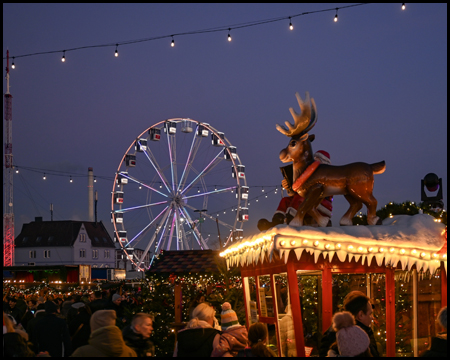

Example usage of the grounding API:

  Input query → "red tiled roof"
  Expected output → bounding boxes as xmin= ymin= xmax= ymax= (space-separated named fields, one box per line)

xmin=148 ymin=250 xmax=225 ymax=273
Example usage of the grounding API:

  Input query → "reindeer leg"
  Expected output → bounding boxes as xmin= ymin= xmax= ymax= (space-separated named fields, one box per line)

xmin=290 ymin=184 xmax=324 ymax=227
xmin=340 ymin=195 xmax=363 ymax=226
xmin=309 ymin=206 xmax=330 ymax=227
xmin=362 ymin=194 xmax=381 ymax=225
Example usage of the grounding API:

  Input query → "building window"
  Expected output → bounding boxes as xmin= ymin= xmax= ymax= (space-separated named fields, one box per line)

xmin=29 ymin=250 xmax=36 ymax=258
xmin=44 ymin=250 xmax=51 ymax=258
xmin=104 ymin=250 xmax=110 ymax=259
xmin=92 ymin=249 xmax=98 ymax=259
xmin=80 ymin=249 xmax=86 ymax=258
xmin=80 ymin=234 xmax=86 ymax=242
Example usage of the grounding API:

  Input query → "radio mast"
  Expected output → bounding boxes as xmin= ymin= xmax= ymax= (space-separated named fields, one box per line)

xmin=4 ymin=50 xmax=14 ymax=266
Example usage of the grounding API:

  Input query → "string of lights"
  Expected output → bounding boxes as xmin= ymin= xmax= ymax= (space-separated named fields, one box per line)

xmin=4 ymin=3 xmax=408 ymax=66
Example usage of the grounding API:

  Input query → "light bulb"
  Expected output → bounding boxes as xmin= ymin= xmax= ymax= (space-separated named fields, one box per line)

xmin=11 ymin=58 xmax=15 ymax=69
xmin=171 ymin=37 xmax=175 ymax=47
xmin=62 ymin=51 xmax=66 ymax=62
xmin=70 ymin=177 xmax=73 ymax=183
xmin=289 ymin=17 xmax=293 ymax=30
xmin=334 ymin=9 xmax=338 ymax=22
xmin=43 ymin=174 xmax=46 ymax=180
xmin=402 ymin=3 xmax=406 ymax=10
xmin=228 ymin=29 xmax=232 ymax=42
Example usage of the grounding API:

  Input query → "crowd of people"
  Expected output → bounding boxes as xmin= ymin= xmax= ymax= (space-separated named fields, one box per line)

xmin=3 ymin=287 xmax=447 ymax=357
xmin=3 ymin=288 xmax=154 ymax=357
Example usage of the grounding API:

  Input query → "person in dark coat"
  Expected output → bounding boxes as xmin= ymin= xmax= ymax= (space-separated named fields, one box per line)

xmin=31 ymin=300 xmax=72 ymax=357
xmin=420 ymin=306 xmax=447 ymax=357
xmin=20 ymin=299 xmax=37 ymax=330
xmin=68 ymin=302 xmax=92 ymax=353
xmin=26 ymin=303 xmax=46 ymax=337
xmin=88 ymin=291 xmax=107 ymax=314
xmin=5 ymin=297 xmax=24 ymax=325
xmin=122 ymin=313 xmax=156 ymax=357
xmin=174 ymin=302 xmax=221 ymax=357
xmin=319 ymin=291 xmax=380 ymax=357
xmin=106 ymin=293 xmax=127 ymax=327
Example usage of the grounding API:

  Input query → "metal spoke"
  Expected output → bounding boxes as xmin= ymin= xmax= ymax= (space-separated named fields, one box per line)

xmin=177 ymin=124 xmax=199 ymax=192
xmin=142 ymin=144 xmax=172 ymax=194
xmin=166 ymin=125 xmax=176 ymax=193
xmin=181 ymin=150 xmax=223 ymax=195
xmin=184 ymin=203 xmax=234 ymax=229
xmin=179 ymin=206 xmax=208 ymax=249
xmin=127 ymin=206 xmax=169 ymax=246
xmin=119 ymin=173 xmax=168 ymax=197
xmin=149 ymin=207 xmax=173 ymax=266
xmin=116 ymin=200 xmax=170 ymax=213
xmin=166 ymin=211 xmax=177 ymax=250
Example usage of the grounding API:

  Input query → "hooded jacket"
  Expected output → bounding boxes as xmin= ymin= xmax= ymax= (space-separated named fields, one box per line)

xmin=175 ymin=320 xmax=221 ymax=357
xmin=122 ymin=324 xmax=156 ymax=357
xmin=70 ymin=325 xmax=136 ymax=357
xmin=211 ymin=325 xmax=248 ymax=357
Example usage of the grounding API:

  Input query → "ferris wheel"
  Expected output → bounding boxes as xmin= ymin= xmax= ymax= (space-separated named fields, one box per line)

xmin=111 ymin=118 xmax=249 ymax=271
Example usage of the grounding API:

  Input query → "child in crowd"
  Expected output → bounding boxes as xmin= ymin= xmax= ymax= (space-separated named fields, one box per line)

xmin=212 ymin=302 xmax=248 ymax=357
xmin=236 ymin=322 xmax=277 ymax=357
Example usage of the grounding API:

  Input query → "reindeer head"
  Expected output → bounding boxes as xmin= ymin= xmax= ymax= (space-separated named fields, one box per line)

xmin=278 ymin=92 xmax=318 ymax=165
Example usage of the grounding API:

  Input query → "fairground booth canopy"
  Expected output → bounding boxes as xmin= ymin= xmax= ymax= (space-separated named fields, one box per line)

xmin=220 ymin=214 xmax=447 ymax=357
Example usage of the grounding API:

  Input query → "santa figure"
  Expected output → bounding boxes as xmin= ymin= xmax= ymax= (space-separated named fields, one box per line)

xmin=257 ymin=150 xmax=333 ymax=231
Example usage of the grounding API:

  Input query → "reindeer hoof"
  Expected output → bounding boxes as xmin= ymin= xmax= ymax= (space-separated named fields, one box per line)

xmin=339 ymin=218 xmax=353 ymax=226
xmin=368 ymin=216 xmax=383 ymax=226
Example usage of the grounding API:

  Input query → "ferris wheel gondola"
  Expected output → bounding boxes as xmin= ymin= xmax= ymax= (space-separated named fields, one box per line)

xmin=111 ymin=118 xmax=248 ymax=271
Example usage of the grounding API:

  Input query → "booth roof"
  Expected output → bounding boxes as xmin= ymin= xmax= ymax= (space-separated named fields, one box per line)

xmin=148 ymin=250 xmax=225 ymax=273
xmin=221 ymin=214 xmax=447 ymax=274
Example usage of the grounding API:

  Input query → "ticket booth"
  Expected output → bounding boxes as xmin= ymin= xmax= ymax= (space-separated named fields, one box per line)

xmin=220 ymin=214 xmax=447 ymax=357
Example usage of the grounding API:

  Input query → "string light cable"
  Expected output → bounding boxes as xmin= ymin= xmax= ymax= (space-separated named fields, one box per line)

xmin=4 ymin=4 xmax=371 ymax=62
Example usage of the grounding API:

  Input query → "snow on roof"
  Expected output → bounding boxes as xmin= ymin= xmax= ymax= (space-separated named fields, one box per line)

xmin=220 ymin=214 xmax=447 ymax=274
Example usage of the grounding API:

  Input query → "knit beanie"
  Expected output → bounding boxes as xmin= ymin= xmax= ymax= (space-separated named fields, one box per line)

xmin=112 ymin=293 xmax=122 ymax=302
xmin=332 ymin=311 xmax=370 ymax=357
xmin=90 ymin=310 xmax=117 ymax=331
xmin=314 ymin=150 xmax=331 ymax=165
xmin=221 ymin=302 xmax=239 ymax=330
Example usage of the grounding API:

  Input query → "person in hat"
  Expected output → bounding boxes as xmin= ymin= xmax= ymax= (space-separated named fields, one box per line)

xmin=68 ymin=302 xmax=92 ymax=352
xmin=71 ymin=309 xmax=136 ymax=357
xmin=31 ymin=300 xmax=72 ymax=357
xmin=236 ymin=322 xmax=277 ymax=357
xmin=257 ymin=150 xmax=333 ymax=231
xmin=420 ymin=306 xmax=447 ymax=357
xmin=319 ymin=291 xmax=379 ymax=357
xmin=211 ymin=302 xmax=248 ymax=357
xmin=106 ymin=293 xmax=127 ymax=327
xmin=327 ymin=311 xmax=371 ymax=357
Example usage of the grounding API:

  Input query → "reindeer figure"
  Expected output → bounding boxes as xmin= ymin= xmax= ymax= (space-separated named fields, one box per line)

xmin=277 ymin=92 xmax=386 ymax=227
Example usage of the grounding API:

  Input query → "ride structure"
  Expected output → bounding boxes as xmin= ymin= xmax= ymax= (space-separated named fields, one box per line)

xmin=4 ymin=50 xmax=14 ymax=267
xmin=112 ymin=118 xmax=248 ymax=271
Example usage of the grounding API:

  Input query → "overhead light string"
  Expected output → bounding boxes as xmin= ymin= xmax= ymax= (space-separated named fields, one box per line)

xmin=6 ymin=4 xmax=394 ymax=64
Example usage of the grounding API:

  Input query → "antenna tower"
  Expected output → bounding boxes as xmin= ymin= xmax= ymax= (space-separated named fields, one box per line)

xmin=4 ymin=50 xmax=14 ymax=266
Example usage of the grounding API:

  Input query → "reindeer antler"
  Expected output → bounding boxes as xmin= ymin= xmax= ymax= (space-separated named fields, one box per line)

xmin=276 ymin=91 xmax=318 ymax=137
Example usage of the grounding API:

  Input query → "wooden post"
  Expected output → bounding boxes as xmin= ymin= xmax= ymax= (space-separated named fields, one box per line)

xmin=385 ymin=267 xmax=396 ymax=357
xmin=441 ymin=263 xmax=447 ymax=308
xmin=287 ymin=259 xmax=306 ymax=357
xmin=174 ymin=284 xmax=182 ymax=323
xmin=322 ymin=264 xmax=333 ymax=332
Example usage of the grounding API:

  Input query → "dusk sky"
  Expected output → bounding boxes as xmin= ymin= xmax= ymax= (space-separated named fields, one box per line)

xmin=3 ymin=4 xmax=447 ymax=253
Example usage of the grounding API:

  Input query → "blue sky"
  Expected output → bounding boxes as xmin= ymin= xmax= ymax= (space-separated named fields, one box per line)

xmin=3 ymin=3 xmax=447 ymax=252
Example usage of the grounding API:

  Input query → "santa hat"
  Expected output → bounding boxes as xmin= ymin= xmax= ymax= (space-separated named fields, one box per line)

xmin=314 ymin=150 xmax=331 ymax=165
xmin=332 ymin=311 xmax=370 ymax=357
xmin=221 ymin=302 xmax=239 ymax=330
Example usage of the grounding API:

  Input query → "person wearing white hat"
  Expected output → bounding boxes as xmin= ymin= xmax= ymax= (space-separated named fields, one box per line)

xmin=327 ymin=311 xmax=371 ymax=357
